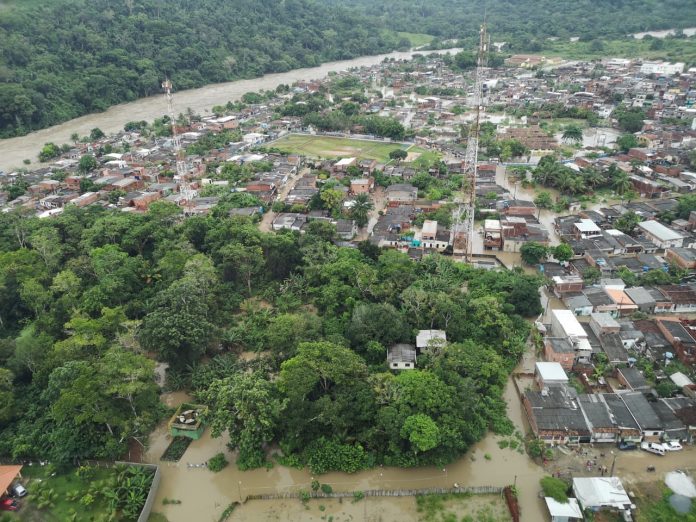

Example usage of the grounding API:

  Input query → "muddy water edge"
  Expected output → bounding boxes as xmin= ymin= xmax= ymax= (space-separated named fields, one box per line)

xmin=0 ymin=48 xmax=460 ymax=172
xmin=146 ymin=364 xmax=549 ymax=522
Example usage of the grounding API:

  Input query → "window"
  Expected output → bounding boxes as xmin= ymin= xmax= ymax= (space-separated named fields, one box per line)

xmin=404 ymin=363 xmax=411 ymax=367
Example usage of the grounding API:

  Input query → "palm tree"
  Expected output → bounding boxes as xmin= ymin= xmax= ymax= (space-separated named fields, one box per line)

xmin=555 ymin=171 xmax=574 ymax=194
xmin=351 ymin=193 xmax=374 ymax=228
xmin=584 ymin=167 xmax=605 ymax=189
xmin=562 ymin=125 xmax=583 ymax=144
xmin=613 ymin=172 xmax=632 ymax=195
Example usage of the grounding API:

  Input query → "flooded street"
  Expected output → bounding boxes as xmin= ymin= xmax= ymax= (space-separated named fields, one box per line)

xmin=0 ymin=48 xmax=459 ymax=172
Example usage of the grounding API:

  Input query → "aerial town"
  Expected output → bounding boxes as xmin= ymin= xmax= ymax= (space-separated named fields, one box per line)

xmin=2 ymin=25 xmax=696 ymax=522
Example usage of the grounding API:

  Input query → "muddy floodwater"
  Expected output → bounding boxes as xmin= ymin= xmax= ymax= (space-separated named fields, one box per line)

xmin=146 ymin=371 xmax=548 ymax=522
xmin=0 ymin=48 xmax=460 ymax=173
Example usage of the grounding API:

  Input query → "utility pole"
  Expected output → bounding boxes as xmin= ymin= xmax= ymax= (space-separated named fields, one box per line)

xmin=453 ymin=23 xmax=488 ymax=262
xmin=162 ymin=79 xmax=196 ymax=213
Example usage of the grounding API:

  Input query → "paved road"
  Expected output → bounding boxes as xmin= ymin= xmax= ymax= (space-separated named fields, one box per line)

xmin=258 ymin=167 xmax=309 ymax=232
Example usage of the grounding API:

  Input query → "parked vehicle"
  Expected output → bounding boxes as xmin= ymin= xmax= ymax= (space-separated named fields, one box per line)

xmin=0 ymin=498 xmax=19 ymax=511
xmin=664 ymin=441 xmax=683 ymax=451
xmin=640 ymin=442 xmax=666 ymax=456
xmin=11 ymin=484 xmax=27 ymax=498
xmin=618 ymin=441 xmax=637 ymax=451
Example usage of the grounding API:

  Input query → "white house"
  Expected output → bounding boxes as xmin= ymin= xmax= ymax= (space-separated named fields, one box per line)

xmin=574 ymin=219 xmax=602 ymax=239
xmin=637 ymin=220 xmax=684 ymax=249
xmin=573 ymin=477 xmax=632 ymax=512
xmin=640 ymin=61 xmax=685 ymax=75
xmin=544 ymin=497 xmax=583 ymax=522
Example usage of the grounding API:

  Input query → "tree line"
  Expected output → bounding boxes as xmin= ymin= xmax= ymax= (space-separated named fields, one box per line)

xmin=0 ymin=203 xmax=542 ymax=471
xmin=0 ymin=0 xmax=410 ymax=138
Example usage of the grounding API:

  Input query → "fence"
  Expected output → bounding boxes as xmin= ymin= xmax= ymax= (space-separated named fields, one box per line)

xmin=114 ymin=462 xmax=160 ymax=522
xmin=244 ymin=485 xmax=503 ymax=502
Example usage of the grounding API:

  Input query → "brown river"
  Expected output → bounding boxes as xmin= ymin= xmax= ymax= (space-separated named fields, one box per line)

xmin=0 ymin=48 xmax=460 ymax=173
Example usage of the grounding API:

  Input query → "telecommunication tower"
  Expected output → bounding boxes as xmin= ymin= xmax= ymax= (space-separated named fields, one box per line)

xmin=162 ymin=79 xmax=196 ymax=209
xmin=452 ymin=24 xmax=488 ymax=261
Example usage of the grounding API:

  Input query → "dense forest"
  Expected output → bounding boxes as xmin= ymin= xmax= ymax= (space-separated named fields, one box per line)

xmin=0 ymin=0 xmax=408 ymax=138
xmin=0 ymin=204 xmax=542 ymax=471
xmin=2 ymin=0 xmax=696 ymax=138
xmin=325 ymin=0 xmax=696 ymax=45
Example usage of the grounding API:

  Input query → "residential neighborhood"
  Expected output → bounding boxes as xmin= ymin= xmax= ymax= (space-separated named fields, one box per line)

xmin=2 ymin=37 xmax=696 ymax=522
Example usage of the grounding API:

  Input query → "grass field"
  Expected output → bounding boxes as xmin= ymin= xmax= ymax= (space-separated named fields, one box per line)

xmin=395 ymin=31 xmax=435 ymax=48
xmin=271 ymin=134 xmax=411 ymax=163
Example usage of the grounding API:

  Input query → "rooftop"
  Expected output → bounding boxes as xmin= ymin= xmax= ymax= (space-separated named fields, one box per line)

xmin=535 ymin=362 xmax=569 ymax=382
xmin=638 ymin=220 xmax=683 ymax=241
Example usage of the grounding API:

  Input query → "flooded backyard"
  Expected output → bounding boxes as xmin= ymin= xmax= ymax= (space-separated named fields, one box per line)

xmin=145 ymin=362 xmax=549 ymax=522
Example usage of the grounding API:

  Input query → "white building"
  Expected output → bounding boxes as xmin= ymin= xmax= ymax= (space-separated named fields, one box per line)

xmin=550 ymin=309 xmax=593 ymax=360
xmin=544 ymin=497 xmax=582 ymax=522
xmin=640 ymin=61 xmax=685 ymax=75
xmin=535 ymin=362 xmax=569 ymax=388
xmin=637 ymin=220 xmax=684 ymax=249
xmin=574 ymin=219 xmax=602 ymax=239
xmin=573 ymin=477 xmax=632 ymax=512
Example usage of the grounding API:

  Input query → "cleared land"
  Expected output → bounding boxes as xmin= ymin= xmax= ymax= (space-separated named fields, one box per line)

xmin=271 ymin=134 xmax=410 ymax=162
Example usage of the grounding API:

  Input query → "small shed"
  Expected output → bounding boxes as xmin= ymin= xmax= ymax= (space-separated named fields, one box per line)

xmin=168 ymin=403 xmax=208 ymax=440
xmin=387 ymin=344 xmax=417 ymax=370
xmin=416 ymin=330 xmax=447 ymax=353
xmin=544 ymin=497 xmax=583 ymax=522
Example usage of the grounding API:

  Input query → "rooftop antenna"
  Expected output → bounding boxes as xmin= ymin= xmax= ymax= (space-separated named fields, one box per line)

xmin=162 ymin=79 xmax=196 ymax=212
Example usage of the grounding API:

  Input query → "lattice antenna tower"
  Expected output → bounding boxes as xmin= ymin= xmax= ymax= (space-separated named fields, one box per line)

xmin=452 ymin=23 xmax=488 ymax=262
xmin=162 ymin=79 xmax=195 ymax=208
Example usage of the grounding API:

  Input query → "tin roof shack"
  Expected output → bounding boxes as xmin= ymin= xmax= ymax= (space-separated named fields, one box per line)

xmin=387 ymin=343 xmax=417 ymax=370
xmin=523 ymin=386 xmax=590 ymax=445
xmin=415 ymin=329 xmax=447 ymax=354
xmin=572 ymin=477 xmax=632 ymax=514
xmin=168 ymin=403 xmax=208 ymax=440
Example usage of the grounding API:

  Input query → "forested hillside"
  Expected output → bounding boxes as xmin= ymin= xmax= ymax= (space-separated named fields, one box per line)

xmin=1 ymin=0 xmax=694 ymax=139
xmin=0 ymin=0 xmax=407 ymax=138
xmin=323 ymin=0 xmax=696 ymax=45
xmin=0 ymin=204 xmax=541 ymax=470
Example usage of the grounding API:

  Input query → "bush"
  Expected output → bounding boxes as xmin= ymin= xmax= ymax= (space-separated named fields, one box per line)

xmin=321 ymin=483 xmax=333 ymax=494
xmin=208 ymin=453 xmax=229 ymax=472
xmin=352 ymin=491 xmax=365 ymax=502
xmin=540 ymin=476 xmax=568 ymax=503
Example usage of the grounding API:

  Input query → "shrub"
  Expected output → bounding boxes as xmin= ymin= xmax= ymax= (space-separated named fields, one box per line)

xmin=352 ymin=491 xmax=365 ymax=502
xmin=208 ymin=452 xmax=229 ymax=472
xmin=540 ymin=476 xmax=569 ymax=503
xmin=321 ymin=484 xmax=333 ymax=494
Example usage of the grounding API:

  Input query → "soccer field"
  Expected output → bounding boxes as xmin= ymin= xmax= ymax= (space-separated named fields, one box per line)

xmin=270 ymin=134 xmax=410 ymax=163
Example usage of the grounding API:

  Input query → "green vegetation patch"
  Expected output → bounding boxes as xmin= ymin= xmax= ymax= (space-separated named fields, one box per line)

xmin=271 ymin=134 xmax=408 ymax=162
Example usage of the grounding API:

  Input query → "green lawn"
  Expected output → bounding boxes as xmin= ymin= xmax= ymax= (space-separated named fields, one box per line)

xmin=395 ymin=31 xmax=435 ymax=48
xmin=271 ymin=134 xmax=410 ymax=163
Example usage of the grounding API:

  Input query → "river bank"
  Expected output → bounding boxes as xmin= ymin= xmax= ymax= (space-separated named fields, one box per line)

xmin=0 ymin=48 xmax=460 ymax=173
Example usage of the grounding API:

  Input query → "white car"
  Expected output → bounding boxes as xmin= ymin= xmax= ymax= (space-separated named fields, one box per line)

xmin=664 ymin=441 xmax=683 ymax=451
xmin=640 ymin=442 xmax=666 ymax=456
